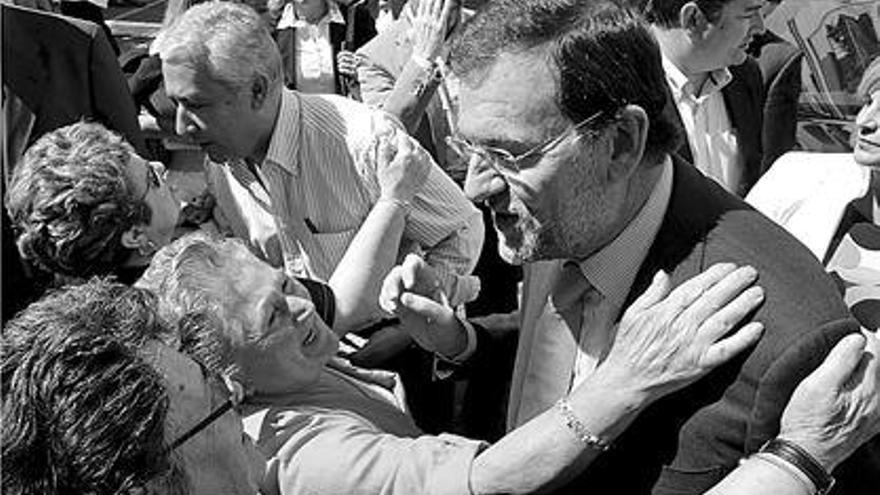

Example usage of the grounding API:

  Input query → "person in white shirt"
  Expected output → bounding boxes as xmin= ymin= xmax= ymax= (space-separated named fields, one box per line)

xmin=643 ymin=0 xmax=767 ymax=196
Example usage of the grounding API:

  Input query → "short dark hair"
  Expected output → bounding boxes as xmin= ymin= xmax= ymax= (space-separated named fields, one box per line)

xmin=5 ymin=122 xmax=151 ymax=278
xmin=641 ymin=0 xmax=729 ymax=28
xmin=1 ymin=280 xmax=182 ymax=494
xmin=450 ymin=0 xmax=681 ymax=163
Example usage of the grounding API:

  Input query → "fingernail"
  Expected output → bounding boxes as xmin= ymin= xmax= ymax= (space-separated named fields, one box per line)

xmin=741 ymin=265 xmax=758 ymax=279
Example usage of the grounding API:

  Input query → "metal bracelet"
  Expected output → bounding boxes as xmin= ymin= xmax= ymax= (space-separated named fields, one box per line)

xmin=555 ymin=398 xmax=612 ymax=452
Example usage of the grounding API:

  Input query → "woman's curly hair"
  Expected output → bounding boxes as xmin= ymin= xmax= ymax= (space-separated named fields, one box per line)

xmin=6 ymin=122 xmax=152 ymax=277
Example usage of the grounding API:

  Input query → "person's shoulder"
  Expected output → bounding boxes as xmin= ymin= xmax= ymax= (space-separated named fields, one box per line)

xmin=747 ymin=152 xmax=863 ymax=212
xmin=3 ymin=2 xmax=98 ymax=42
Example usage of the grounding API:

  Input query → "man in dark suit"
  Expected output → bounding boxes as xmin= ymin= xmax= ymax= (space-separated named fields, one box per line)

xmin=2 ymin=2 xmax=144 ymax=322
xmin=272 ymin=0 xmax=376 ymax=97
xmin=749 ymin=19 xmax=804 ymax=170
xmin=644 ymin=0 xmax=766 ymax=197
xmin=385 ymin=0 xmax=878 ymax=492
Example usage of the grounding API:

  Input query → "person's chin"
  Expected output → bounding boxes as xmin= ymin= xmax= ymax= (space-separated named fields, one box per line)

xmin=853 ymin=146 xmax=880 ymax=170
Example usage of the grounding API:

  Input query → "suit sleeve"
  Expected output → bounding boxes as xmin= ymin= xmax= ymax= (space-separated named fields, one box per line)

xmin=88 ymin=25 xmax=146 ymax=155
xmin=258 ymin=409 xmax=485 ymax=495
xmin=651 ymin=318 xmax=859 ymax=495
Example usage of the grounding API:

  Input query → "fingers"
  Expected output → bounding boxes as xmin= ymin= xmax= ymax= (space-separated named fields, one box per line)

xmin=681 ymin=265 xmax=759 ymax=327
xmin=439 ymin=0 xmax=456 ymax=30
xmin=628 ymin=270 xmax=672 ymax=314
xmin=399 ymin=253 xmax=427 ymax=291
xmin=696 ymin=285 xmax=764 ymax=345
xmin=662 ymin=263 xmax=738 ymax=318
xmin=431 ymin=0 xmax=444 ymax=21
xmin=808 ymin=333 xmax=869 ymax=390
xmin=702 ymin=322 xmax=764 ymax=367
xmin=399 ymin=291 xmax=449 ymax=321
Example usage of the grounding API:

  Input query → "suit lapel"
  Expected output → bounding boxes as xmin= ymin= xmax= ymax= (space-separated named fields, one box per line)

xmin=624 ymin=157 xmax=713 ymax=310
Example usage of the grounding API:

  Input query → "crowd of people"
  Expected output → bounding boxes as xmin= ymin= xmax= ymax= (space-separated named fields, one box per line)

xmin=2 ymin=0 xmax=879 ymax=494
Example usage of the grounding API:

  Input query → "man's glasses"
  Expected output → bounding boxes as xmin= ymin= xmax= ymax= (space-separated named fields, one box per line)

xmin=445 ymin=110 xmax=608 ymax=178
xmin=139 ymin=160 xmax=168 ymax=202
xmin=166 ymin=374 xmax=246 ymax=452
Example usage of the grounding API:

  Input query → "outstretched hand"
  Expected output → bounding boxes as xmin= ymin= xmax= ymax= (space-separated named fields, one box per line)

xmin=589 ymin=263 xmax=765 ymax=406
xmin=379 ymin=254 xmax=466 ymax=358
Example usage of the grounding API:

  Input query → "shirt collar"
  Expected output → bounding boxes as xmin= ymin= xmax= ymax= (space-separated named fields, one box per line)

xmin=263 ymin=89 xmax=302 ymax=176
xmin=661 ymin=53 xmax=732 ymax=101
xmin=277 ymin=0 xmax=344 ymax=30
xmin=577 ymin=157 xmax=673 ymax=309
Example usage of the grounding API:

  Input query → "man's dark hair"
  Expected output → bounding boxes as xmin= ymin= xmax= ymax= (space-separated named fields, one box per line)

xmin=641 ymin=0 xmax=729 ymax=28
xmin=1 ymin=280 xmax=183 ymax=494
xmin=450 ymin=0 xmax=681 ymax=163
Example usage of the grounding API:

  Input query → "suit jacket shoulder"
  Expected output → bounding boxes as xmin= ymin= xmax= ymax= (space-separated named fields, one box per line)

xmin=567 ymin=157 xmax=863 ymax=495
xmin=723 ymin=57 xmax=765 ymax=196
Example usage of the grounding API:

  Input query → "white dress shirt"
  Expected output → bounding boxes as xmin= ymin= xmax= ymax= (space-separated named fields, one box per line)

xmin=663 ymin=55 xmax=743 ymax=193
xmin=509 ymin=158 xmax=674 ymax=427
xmin=277 ymin=0 xmax=345 ymax=95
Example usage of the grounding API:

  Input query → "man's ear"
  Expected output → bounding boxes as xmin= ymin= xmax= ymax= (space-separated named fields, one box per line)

xmin=679 ymin=1 xmax=709 ymax=37
xmin=251 ymin=74 xmax=270 ymax=110
xmin=121 ymin=225 xmax=148 ymax=250
xmin=606 ymin=104 xmax=649 ymax=183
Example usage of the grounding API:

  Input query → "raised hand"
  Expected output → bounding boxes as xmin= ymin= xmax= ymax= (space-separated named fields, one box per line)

xmin=588 ymin=264 xmax=765 ymax=406
xmin=410 ymin=0 xmax=459 ymax=62
xmin=375 ymin=130 xmax=431 ymax=204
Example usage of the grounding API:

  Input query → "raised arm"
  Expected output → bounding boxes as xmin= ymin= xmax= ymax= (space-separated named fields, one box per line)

xmin=329 ymin=132 xmax=431 ymax=334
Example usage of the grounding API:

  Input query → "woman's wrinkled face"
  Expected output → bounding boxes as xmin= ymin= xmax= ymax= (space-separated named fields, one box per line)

xmin=854 ymin=89 xmax=880 ymax=169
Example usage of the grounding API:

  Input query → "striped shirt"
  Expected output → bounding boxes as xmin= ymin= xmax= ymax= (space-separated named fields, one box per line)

xmin=206 ymin=89 xmax=483 ymax=305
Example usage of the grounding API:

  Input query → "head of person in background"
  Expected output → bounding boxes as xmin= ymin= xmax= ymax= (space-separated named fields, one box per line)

xmin=853 ymin=57 xmax=880 ymax=170
xmin=1 ymin=279 xmax=263 ymax=494
xmin=5 ymin=121 xmax=180 ymax=284
xmin=139 ymin=232 xmax=339 ymax=396
xmin=643 ymin=0 xmax=764 ymax=77
xmin=153 ymin=1 xmax=285 ymax=165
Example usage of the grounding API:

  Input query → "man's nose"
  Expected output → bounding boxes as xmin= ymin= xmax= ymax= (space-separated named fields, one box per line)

xmin=464 ymin=156 xmax=508 ymax=203
xmin=285 ymin=295 xmax=316 ymax=323
xmin=175 ymin=105 xmax=197 ymax=136
xmin=751 ymin=11 xmax=765 ymax=35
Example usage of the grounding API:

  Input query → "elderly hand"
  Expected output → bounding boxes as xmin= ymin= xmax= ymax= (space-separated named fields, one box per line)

xmin=410 ymin=0 xmax=458 ymax=62
xmin=375 ymin=130 xmax=431 ymax=204
xmin=778 ymin=331 xmax=880 ymax=471
xmin=589 ymin=263 xmax=765 ymax=407
xmin=379 ymin=253 xmax=466 ymax=358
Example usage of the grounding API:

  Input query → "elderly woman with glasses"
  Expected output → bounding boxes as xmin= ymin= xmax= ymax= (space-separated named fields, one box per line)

xmin=747 ymin=57 xmax=880 ymax=331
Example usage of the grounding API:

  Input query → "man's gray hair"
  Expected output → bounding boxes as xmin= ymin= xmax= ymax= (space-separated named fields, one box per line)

xmin=137 ymin=231 xmax=251 ymax=377
xmin=153 ymin=0 xmax=283 ymax=93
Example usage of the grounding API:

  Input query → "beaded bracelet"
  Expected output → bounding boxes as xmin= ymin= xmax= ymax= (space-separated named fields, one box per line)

xmin=555 ymin=398 xmax=612 ymax=452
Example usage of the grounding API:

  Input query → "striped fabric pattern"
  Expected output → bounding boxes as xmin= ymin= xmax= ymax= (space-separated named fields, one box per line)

xmin=207 ymin=90 xmax=483 ymax=304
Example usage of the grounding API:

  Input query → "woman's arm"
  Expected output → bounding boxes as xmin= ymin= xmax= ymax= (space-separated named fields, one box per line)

xmin=329 ymin=132 xmax=431 ymax=334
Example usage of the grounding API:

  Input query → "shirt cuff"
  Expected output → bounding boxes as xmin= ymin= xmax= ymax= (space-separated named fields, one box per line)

xmin=432 ymin=313 xmax=477 ymax=379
